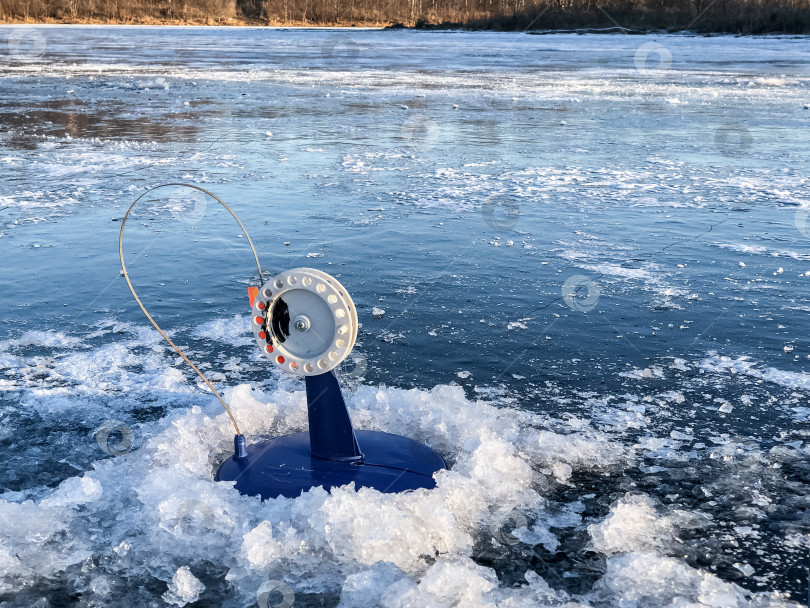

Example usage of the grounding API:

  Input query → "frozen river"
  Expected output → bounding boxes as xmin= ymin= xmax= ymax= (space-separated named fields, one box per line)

xmin=0 ymin=25 xmax=809 ymax=607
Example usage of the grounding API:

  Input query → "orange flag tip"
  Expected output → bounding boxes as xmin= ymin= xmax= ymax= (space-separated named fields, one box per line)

xmin=248 ymin=286 xmax=259 ymax=307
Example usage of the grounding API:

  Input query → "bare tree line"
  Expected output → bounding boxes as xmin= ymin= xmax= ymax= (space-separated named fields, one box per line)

xmin=0 ymin=0 xmax=236 ymax=23
xmin=1 ymin=0 xmax=808 ymax=32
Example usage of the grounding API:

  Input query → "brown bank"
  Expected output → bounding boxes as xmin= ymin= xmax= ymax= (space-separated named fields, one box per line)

xmin=1 ymin=0 xmax=809 ymax=33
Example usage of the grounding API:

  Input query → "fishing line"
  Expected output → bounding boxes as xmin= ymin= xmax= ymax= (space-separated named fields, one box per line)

xmin=119 ymin=183 xmax=265 ymax=437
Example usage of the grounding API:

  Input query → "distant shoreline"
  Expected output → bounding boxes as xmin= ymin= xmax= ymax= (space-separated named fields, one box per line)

xmin=1 ymin=7 xmax=808 ymax=35
xmin=0 ymin=17 xmax=321 ymax=27
xmin=1 ymin=21 xmax=809 ymax=35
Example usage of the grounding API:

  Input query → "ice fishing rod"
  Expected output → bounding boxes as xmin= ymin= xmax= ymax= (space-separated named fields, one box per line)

xmin=120 ymin=183 xmax=447 ymax=500
xmin=119 ymin=183 xmax=264 ymax=437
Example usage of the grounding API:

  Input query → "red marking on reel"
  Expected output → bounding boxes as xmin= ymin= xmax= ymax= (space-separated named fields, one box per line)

xmin=266 ymin=344 xmax=273 ymax=353
xmin=254 ymin=316 xmax=264 ymax=325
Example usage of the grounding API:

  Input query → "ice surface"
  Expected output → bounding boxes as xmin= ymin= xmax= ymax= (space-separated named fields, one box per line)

xmin=196 ymin=315 xmax=253 ymax=348
xmin=700 ymin=353 xmax=810 ymax=392
xmin=1 ymin=25 xmax=809 ymax=606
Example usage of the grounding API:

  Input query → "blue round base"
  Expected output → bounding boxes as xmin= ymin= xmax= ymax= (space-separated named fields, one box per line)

xmin=216 ymin=430 xmax=448 ymax=500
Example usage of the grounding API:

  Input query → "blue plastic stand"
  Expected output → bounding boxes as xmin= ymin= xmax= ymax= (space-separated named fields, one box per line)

xmin=304 ymin=371 xmax=363 ymax=462
xmin=216 ymin=371 xmax=447 ymax=500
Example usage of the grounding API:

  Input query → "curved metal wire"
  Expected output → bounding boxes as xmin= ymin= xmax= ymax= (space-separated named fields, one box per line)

xmin=119 ymin=183 xmax=265 ymax=436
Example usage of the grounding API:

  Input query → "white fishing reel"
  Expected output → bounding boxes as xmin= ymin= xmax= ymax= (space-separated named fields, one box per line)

xmin=251 ymin=268 xmax=359 ymax=376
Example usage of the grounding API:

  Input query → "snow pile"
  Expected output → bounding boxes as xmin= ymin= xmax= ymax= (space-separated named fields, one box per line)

xmin=587 ymin=494 xmax=794 ymax=608
xmin=0 ymin=376 xmax=799 ymax=607
xmin=163 ymin=566 xmax=206 ymax=606
xmin=588 ymin=493 xmax=687 ymax=555
xmin=0 ymin=323 xmax=805 ymax=606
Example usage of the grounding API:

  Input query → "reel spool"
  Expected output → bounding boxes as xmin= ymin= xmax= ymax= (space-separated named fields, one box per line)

xmin=251 ymin=268 xmax=358 ymax=376
xmin=220 ymin=266 xmax=449 ymax=500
